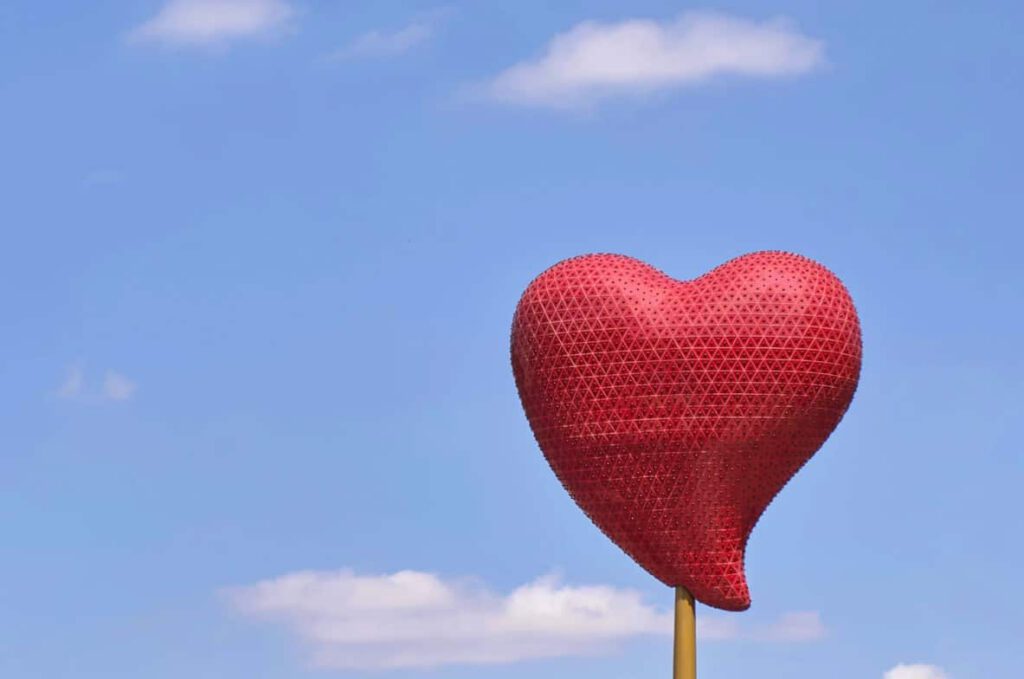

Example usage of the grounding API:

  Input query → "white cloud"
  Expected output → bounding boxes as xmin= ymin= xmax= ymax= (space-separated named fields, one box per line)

xmin=56 ymin=366 xmax=136 ymax=403
xmin=128 ymin=0 xmax=296 ymax=47
xmin=103 ymin=372 xmax=138 ymax=401
xmin=225 ymin=569 xmax=824 ymax=670
xmin=885 ymin=664 xmax=950 ymax=679
xmin=486 ymin=11 xmax=824 ymax=108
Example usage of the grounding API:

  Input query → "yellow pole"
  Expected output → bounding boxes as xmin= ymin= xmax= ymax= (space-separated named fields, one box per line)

xmin=673 ymin=587 xmax=696 ymax=679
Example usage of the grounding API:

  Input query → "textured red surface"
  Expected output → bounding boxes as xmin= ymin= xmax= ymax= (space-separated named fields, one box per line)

xmin=511 ymin=252 xmax=861 ymax=611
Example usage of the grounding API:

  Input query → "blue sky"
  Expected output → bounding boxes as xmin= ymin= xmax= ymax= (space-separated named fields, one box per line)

xmin=1 ymin=1 xmax=1021 ymax=678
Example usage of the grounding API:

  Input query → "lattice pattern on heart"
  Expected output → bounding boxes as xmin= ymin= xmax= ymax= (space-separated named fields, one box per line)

xmin=511 ymin=252 xmax=861 ymax=611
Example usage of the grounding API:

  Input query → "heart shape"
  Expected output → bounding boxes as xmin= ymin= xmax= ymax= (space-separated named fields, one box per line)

xmin=511 ymin=252 xmax=861 ymax=611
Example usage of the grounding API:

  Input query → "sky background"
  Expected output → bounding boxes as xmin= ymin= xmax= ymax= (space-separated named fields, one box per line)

xmin=2 ymin=2 xmax=1022 ymax=678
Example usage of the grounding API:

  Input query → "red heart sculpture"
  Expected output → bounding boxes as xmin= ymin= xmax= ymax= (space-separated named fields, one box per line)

xmin=511 ymin=252 xmax=861 ymax=611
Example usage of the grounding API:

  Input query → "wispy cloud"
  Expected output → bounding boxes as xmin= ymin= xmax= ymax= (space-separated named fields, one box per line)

xmin=885 ymin=664 xmax=950 ymax=679
xmin=485 ymin=11 xmax=824 ymax=109
xmin=102 ymin=372 xmax=138 ymax=402
xmin=128 ymin=0 xmax=296 ymax=48
xmin=83 ymin=170 xmax=123 ymax=188
xmin=751 ymin=610 xmax=826 ymax=642
xmin=225 ymin=569 xmax=824 ymax=670
xmin=56 ymin=366 xmax=137 ymax=404
xmin=333 ymin=23 xmax=431 ymax=60
xmin=56 ymin=365 xmax=85 ymax=399
xmin=326 ymin=9 xmax=449 ymax=61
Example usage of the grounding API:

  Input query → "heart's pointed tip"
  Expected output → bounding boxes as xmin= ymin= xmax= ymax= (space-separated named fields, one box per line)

xmin=691 ymin=587 xmax=751 ymax=612
xmin=714 ymin=594 xmax=752 ymax=612
xmin=668 ymin=561 xmax=751 ymax=611
xmin=691 ymin=589 xmax=751 ymax=612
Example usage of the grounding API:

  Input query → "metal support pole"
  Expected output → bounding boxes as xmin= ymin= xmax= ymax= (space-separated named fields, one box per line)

xmin=673 ymin=587 xmax=696 ymax=679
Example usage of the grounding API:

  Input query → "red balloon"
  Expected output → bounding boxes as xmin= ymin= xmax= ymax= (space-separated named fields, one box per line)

xmin=511 ymin=252 xmax=861 ymax=611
